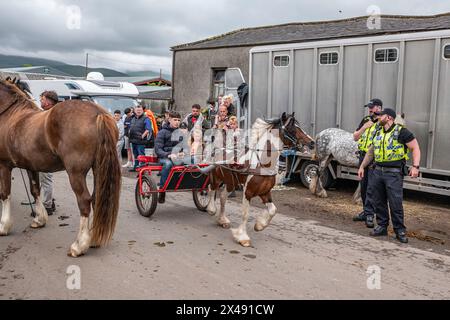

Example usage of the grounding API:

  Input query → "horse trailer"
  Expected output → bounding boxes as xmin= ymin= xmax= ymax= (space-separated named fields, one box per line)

xmin=248 ymin=29 xmax=450 ymax=196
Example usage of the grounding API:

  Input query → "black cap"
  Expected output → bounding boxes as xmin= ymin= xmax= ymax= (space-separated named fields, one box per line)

xmin=365 ymin=98 xmax=383 ymax=108
xmin=379 ymin=108 xmax=396 ymax=119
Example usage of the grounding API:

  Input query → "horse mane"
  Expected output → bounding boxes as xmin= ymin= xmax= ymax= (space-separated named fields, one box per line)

xmin=0 ymin=79 xmax=39 ymax=111
xmin=252 ymin=118 xmax=273 ymax=131
xmin=249 ymin=118 xmax=277 ymax=151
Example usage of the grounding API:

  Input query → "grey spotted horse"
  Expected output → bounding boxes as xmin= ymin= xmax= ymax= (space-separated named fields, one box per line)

xmin=309 ymin=128 xmax=359 ymax=198
xmin=309 ymin=115 xmax=405 ymax=199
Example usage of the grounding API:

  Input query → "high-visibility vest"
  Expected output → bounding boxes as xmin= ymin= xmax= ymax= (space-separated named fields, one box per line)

xmin=144 ymin=109 xmax=158 ymax=136
xmin=358 ymin=116 xmax=379 ymax=153
xmin=372 ymin=124 xmax=409 ymax=163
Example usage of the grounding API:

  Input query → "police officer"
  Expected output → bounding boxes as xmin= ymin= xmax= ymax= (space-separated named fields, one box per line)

xmin=352 ymin=98 xmax=383 ymax=228
xmin=358 ymin=108 xmax=421 ymax=243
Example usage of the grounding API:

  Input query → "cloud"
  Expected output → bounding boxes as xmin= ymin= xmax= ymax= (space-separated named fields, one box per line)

xmin=0 ymin=0 xmax=449 ymax=73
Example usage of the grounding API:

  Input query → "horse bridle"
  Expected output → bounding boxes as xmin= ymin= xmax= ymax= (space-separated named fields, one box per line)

xmin=280 ymin=116 xmax=298 ymax=146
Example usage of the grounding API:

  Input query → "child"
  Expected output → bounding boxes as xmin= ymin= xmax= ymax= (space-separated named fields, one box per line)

xmin=189 ymin=125 xmax=203 ymax=164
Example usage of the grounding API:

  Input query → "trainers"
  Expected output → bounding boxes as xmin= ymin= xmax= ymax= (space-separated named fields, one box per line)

xmin=158 ymin=192 xmax=166 ymax=204
xmin=365 ymin=215 xmax=375 ymax=228
xmin=396 ymin=231 xmax=408 ymax=243
xmin=122 ymin=161 xmax=132 ymax=168
xmin=370 ymin=226 xmax=388 ymax=237
xmin=352 ymin=212 xmax=366 ymax=222
xmin=45 ymin=207 xmax=55 ymax=216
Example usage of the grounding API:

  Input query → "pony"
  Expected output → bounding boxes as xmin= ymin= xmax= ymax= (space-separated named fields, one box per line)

xmin=204 ymin=112 xmax=314 ymax=247
xmin=309 ymin=115 xmax=406 ymax=198
xmin=0 ymin=78 xmax=121 ymax=257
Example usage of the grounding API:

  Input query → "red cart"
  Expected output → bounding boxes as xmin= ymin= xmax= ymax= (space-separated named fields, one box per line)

xmin=134 ymin=155 xmax=211 ymax=217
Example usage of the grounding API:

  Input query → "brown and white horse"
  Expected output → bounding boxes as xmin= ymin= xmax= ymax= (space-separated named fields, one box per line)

xmin=0 ymin=78 xmax=121 ymax=257
xmin=205 ymin=112 xmax=314 ymax=247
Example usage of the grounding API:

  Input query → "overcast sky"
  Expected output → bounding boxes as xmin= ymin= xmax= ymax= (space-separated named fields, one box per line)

xmin=0 ymin=0 xmax=449 ymax=74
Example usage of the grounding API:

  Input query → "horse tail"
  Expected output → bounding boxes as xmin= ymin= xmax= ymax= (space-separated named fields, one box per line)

xmin=91 ymin=113 xmax=121 ymax=246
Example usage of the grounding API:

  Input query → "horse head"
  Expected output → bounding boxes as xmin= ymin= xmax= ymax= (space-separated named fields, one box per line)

xmin=394 ymin=113 xmax=406 ymax=126
xmin=279 ymin=112 xmax=315 ymax=150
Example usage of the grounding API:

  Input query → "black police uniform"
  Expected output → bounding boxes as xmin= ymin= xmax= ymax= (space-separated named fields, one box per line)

xmin=369 ymin=123 xmax=415 ymax=239
xmin=355 ymin=116 xmax=378 ymax=222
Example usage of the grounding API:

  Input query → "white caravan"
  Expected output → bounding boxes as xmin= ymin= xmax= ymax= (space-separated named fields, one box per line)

xmin=21 ymin=72 xmax=139 ymax=113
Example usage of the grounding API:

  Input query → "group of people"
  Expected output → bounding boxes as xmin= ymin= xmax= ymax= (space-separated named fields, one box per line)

xmin=352 ymin=98 xmax=421 ymax=244
xmin=114 ymin=105 xmax=159 ymax=171
xmin=23 ymin=90 xmax=422 ymax=246
xmin=154 ymin=95 xmax=239 ymax=203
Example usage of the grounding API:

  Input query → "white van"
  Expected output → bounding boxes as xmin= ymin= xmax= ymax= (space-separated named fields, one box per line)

xmin=22 ymin=72 xmax=139 ymax=113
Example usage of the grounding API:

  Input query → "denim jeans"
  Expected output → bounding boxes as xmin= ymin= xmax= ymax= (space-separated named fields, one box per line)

xmin=132 ymin=144 xmax=146 ymax=169
xmin=159 ymin=158 xmax=174 ymax=188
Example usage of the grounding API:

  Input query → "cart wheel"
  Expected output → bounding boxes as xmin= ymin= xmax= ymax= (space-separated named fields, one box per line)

xmin=135 ymin=176 xmax=158 ymax=217
xmin=193 ymin=189 xmax=210 ymax=212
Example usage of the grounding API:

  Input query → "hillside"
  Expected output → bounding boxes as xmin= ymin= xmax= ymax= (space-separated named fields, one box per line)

xmin=127 ymin=70 xmax=172 ymax=80
xmin=0 ymin=54 xmax=128 ymax=77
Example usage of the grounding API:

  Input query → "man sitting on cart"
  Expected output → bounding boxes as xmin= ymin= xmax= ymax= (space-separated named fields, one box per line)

xmin=155 ymin=111 xmax=185 ymax=203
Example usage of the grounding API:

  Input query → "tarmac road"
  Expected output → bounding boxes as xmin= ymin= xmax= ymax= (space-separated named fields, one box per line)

xmin=0 ymin=169 xmax=449 ymax=299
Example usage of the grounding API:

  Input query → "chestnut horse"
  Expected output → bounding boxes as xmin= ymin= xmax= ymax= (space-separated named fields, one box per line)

xmin=205 ymin=112 xmax=314 ymax=247
xmin=0 ymin=78 xmax=121 ymax=257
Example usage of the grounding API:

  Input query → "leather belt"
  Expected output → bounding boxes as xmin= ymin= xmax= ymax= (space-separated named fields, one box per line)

xmin=374 ymin=165 xmax=401 ymax=173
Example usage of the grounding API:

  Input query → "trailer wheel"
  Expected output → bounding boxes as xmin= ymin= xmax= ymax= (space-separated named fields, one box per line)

xmin=300 ymin=161 xmax=335 ymax=189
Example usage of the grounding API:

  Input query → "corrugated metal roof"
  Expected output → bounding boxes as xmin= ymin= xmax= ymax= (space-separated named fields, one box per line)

xmin=172 ymin=13 xmax=450 ymax=51
xmin=138 ymin=88 xmax=172 ymax=100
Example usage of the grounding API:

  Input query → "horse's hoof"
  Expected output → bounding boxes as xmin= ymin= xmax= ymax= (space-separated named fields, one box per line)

xmin=30 ymin=221 xmax=45 ymax=229
xmin=68 ymin=244 xmax=85 ymax=257
xmin=254 ymin=223 xmax=265 ymax=232
xmin=221 ymin=223 xmax=231 ymax=229
xmin=67 ymin=250 xmax=84 ymax=258
xmin=207 ymin=209 xmax=216 ymax=216
xmin=239 ymin=240 xmax=251 ymax=247
xmin=0 ymin=223 xmax=11 ymax=236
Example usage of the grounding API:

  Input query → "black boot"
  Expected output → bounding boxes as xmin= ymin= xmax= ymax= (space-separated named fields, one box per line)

xmin=352 ymin=211 xmax=366 ymax=222
xmin=370 ymin=226 xmax=388 ymax=237
xmin=158 ymin=192 xmax=166 ymax=204
xmin=395 ymin=230 xmax=408 ymax=243
xmin=365 ymin=215 xmax=375 ymax=228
